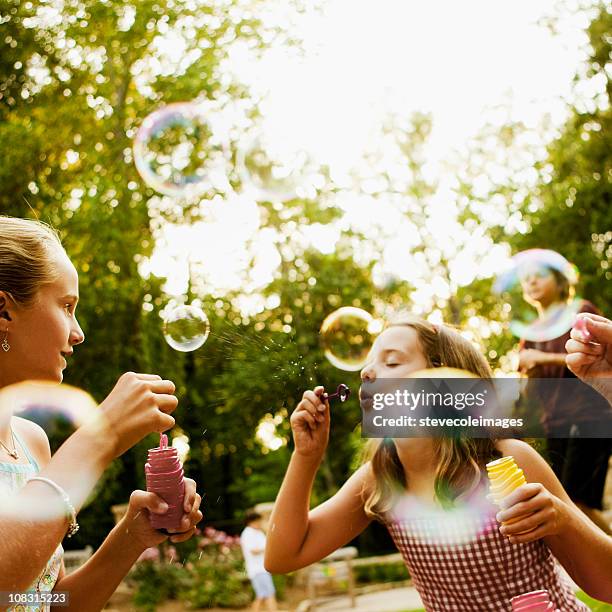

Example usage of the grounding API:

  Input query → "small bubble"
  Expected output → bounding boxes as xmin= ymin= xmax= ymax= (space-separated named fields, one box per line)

xmin=320 ymin=307 xmax=378 ymax=371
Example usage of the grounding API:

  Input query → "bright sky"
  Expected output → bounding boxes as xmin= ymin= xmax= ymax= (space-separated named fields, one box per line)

xmin=234 ymin=0 xmax=586 ymax=166
xmin=142 ymin=0 xmax=590 ymax=315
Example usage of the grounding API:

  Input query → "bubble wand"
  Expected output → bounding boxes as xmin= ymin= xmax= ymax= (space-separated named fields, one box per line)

xmin=322 ymin=384 xmax=351 ymax=403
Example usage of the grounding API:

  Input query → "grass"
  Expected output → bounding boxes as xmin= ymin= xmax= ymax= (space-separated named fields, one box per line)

xmin=576 ymin=591 xmax=612 ymax=611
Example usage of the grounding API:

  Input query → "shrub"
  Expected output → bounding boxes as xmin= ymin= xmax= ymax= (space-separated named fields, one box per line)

xmin=130 ymin=546 xmax=188 ymax=611
xmin=181 ymin=527 xmax=252 ymax=608
xmin=354 ymin=561 xmax=409 ymax=584
xmin=129 ymin=527 xmax=252 ymax=609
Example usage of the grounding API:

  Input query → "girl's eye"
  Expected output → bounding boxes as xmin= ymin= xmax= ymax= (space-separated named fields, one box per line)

xmin=386 ymin=363 xmax=399 ymax=368
xmin=65 ymin=304 xmax=74 ymax=314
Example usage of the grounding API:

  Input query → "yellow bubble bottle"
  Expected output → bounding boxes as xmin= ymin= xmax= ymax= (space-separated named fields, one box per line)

xmin=486 ymin=456 xmax=526 ymax=527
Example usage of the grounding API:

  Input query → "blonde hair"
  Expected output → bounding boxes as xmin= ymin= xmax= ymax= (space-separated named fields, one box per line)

xmin=0 ymin=216 xmax=64 ymax=307
xmin=362 ymin=315 xmax=499 ymax=520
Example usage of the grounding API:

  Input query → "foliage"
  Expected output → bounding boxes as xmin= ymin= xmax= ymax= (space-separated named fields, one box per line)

xmin=457 ymin=1 xmax=611 ymax=320
xmin=0 ymin=0 xmax=609 ymax=566
xmin=354 ymin=561 xmax=410 ymax=585
xmin=130 ymin=553 xmax=187 ymax=612
xmin=180 ymin=527 xmax=253 ymax=609
xmin=129 ymin=526 xmax=259 ymax=610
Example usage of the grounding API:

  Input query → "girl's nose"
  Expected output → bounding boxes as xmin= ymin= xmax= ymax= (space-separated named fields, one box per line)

xmin=360 ymin=364 xmax=376 ymax=382
xmin=71 ymin=319 xmax=85 ymax=346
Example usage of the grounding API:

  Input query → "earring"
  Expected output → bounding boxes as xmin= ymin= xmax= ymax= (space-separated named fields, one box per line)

xmin=1 ymin=331 xmax=9 ymax=352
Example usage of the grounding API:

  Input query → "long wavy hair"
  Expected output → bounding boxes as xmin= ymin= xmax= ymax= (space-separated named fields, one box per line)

xmin=362 ymin=315 xmax=500 ymax=521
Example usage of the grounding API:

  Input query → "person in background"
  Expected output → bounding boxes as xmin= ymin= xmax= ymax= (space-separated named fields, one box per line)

xmin=516 ymin=259 xmax=611 ymax=534
xmin=240 ymin=511 xmax=278 ymax=612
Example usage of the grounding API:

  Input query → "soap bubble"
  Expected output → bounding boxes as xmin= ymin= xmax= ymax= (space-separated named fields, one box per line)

xmin=493 ymin=249 xmax=581 ymax=342
xmin=494 ymin=249 xmax=579 ymax=293
xmin=163 ymin=304 xmax=210 ymax=352
xmin=509 ymin=298 xmax=583 ymax=342
xmin=133 ymin=102 xmax=227 ymax=198
xmin=0 ymin=382 xmax=104 ymax=521
xmin=320 ymin=307 xmax=382 ymax=371
xmin=237 ymin=135 xmax=311 ymax=202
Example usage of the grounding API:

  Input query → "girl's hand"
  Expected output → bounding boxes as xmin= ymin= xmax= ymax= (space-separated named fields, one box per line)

xmin=167 ymin=478 xmax=204 ymax=543
xmin=290 ymin=386 xmax=330 ymax=460
xmin=518 ymin=349 xmax=547 ymax=373
xmin=98 ymin=372 xmax=179 ymax=458
xmin=566 ymin=314 xmax=612 ymax=402
xmin=120 ymin=478 xmax=203 ymax=549
xmin=495 ymin=483 xmax=571 ymax=544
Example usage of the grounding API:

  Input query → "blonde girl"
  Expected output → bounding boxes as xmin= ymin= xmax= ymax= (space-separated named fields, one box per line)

xmin=265 ymin=316 xmax=612 ymax=611
xmin=0 ymin=216 xmax=203 ymax=610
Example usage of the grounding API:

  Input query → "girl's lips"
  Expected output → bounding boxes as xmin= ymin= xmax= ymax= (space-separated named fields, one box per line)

xmin=359 ymin=390 xmax=374 ymax=410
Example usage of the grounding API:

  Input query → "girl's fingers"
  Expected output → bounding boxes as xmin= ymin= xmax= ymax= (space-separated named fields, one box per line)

xmin=566 ymin=352 xmax=598 ymax=370
xmin=191 ymin=492 xmax=202 ymax=513
xmin=156 ymin=394 xmax=180 ymax=413
xmin=129 ymin=490 xmax=169 ymax=515
xmin=507 ymin=523 xmax=549 ymax=544
xmin=303 ymin=390 xmax=324 ymax=409
xmin=500 ymin=508 xmax=551 ymax=535
xmin=576 ymin=312 xmax=611 ymax=325
xmin=156 ymin=413 xmax=176 ymax=432
xmin=497 ymin=493 xmax=548 ymax=522
xmin=170 ymin=527 xmax=197 ymax=543
xmin=497 ymin=483 xmax=542 ymax=511
xmin=298 ymin=397 xmax=325 ymax=421
xmin=178 ymin=509 xmax=204 ymax=532
xmin=184 ymin=495 xmax=202 ymax=523
xmin=567 ymin=334 xmax=603 ymax=353
xmin=314 ymin=386 xmax=329 ymax=409
xmin=584 ymin=317 xmax=612 ymax=343
xmin=299 ymin=397 xmax=319 ymax=415
xmin=149 ymin=379 xmax=177 ymax=394
xmin=183 ymin=479 xmax=197 ymax=512
xmin=294 ymin=409 xmax=316 ymax=429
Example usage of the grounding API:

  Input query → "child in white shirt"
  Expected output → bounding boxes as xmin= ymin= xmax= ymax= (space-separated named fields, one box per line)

xmin=240 ymin=511 xmax=277 ymax=611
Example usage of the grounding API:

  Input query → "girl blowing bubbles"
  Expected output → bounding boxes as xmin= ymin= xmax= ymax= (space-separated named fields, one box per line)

xmin=0 ymin=217 xmax=203 ymax=610
xmin=265 ymin=317 xmax=612 ymax=611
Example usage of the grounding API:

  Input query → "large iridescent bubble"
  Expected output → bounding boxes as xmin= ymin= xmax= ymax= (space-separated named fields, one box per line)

xmin=494 ymin=249 xmax=581 ymax=342
xmin=508 ymin=298 xmax=583 ymax=342
xmin=133 ymin=102 xmax=227 ymax=198
xmin=494 ymin=249 xmax=579 ymax=293
xmin=237 ymin=135 xmax=311 ymax=202
xmin=163 ymin=304 xmax=210 ymax=352
xmin=320 ymin=307 xmax=382 ymax=371
xmin=0 ymin=382 xmax=104 ymax=521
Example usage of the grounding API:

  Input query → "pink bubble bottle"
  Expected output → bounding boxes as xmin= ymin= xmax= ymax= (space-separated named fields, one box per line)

xmin=145 ymin=433 xmax=185 ymax=531
xmin=511 ymin=589 xmax=558 ymax=611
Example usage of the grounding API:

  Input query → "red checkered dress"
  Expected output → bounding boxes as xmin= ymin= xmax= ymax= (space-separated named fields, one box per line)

xmin=384 ymin=493 xmax=589 ymax=611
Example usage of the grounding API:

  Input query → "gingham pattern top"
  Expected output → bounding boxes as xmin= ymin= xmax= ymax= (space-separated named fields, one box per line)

xmin=384 ymin=492 xmax=589 ymax=611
